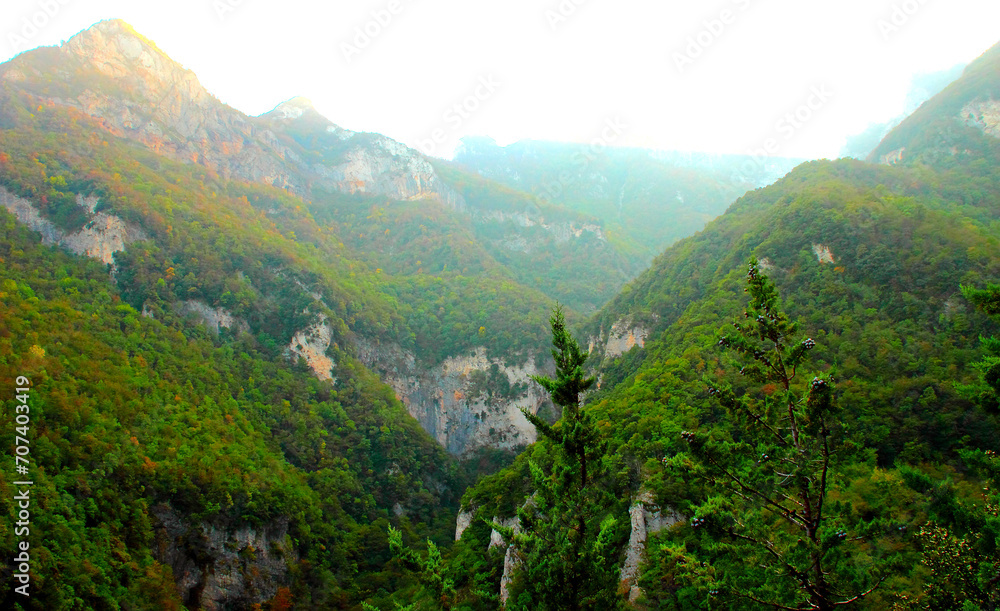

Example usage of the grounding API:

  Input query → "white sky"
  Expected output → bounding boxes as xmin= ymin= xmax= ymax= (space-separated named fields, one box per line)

xmin=2 ymin=0 xmax=998 ymax=159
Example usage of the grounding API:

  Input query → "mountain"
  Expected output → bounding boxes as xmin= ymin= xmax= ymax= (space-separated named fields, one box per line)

xmin=869 ymin=41 xmax=1000 ymax=166
xmin=453 ymin=137 xmax=804 ymax=266
xmin=0 ymin=20 xmax=766 ymax=607
xmin=840 ymin=64 xmax=966 ymax=159
xmin=447 ymin=42 xmax=1000 ymax=607
xmin=6 ymin=16 xmax=997 ymax=610
xmin=0 ymin=18 xmax=647 ymax=458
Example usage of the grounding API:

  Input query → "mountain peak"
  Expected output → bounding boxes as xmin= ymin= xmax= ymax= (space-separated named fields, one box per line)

xmin=61 ymin=19 xmax=213 ymax=107
xmin=266 ymin=96 xmax=318 ymax=120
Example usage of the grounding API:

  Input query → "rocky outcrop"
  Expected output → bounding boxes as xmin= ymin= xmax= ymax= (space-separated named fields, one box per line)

xmin=485 ymin=515 xmax=522 ymax=607
xmin=177 ymin=300 xmax=248 ymax=335
xmin=0 ymin=187 xmax=146 ymax=268
xmin=57 ymin=20 xmax=302 ymax=193
xmin=879 ymin=147 xmax=905 ymax=165
xmin=287 ymin=317 xmax=335 ymax=381
xmin=455 ymin=507 xmax=476 ymax=541
xmin=313 ymin=133 xmax=466 ymax=208
xmin=477 ymin=208 xmax=606 ymax=250
xmin=60 ymin=212 xmax=147 ymax=265
xmin=263 ymin=97 xmax=466 ymax=208
xmin=812 ymin=243 xmax=835 ymax=264
xmin=28 ymin=20 xmax=463 ymax=206
xmin=588 ymin=317 xmax=654 ymax=363
xmin=961 ymin=98 xmax=1000 ymax=139
xmin=603 ymin=322 xmax=650 ymax=358
xmin=0 ymin=187 xmax=62 ymax=245
xmin=619 ymin=492 xmax=683 ymax=603
xmin=356 ymin=340 xmax=548 ymax=455
xmin=460 ymin=491 xmax=682 ymax=606
xmin=151 ymin=504 xmax=294 ymax=611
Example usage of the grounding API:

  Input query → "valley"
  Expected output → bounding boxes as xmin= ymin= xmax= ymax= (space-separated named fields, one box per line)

xmin=0 ymin=16 xmax=998 ymax=611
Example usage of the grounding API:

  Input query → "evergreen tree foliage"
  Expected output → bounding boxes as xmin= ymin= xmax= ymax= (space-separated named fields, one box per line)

xmin=961 ymin=283 xmax=1000 ymax=412
xmin=666 ymin=258 xmax=885 ymax=609
xmin=504 ymin=305 xmax=624 ymax=610
xmin=379 ymin=525 xmax=456 ymax=610
xmin=903 ymin=283 xmax=1000 ymax=609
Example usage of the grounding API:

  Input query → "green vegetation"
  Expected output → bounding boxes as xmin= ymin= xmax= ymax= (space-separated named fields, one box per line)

xmin=453 ymin=138 xmax=766 ymax=267
xmin=3 ymin=18 xmax=1000 ymax=611
xmin=665 ymin=260 xmax=885 ymax=609
xmin=505 ymin=307 xmax=624 ymax=610
xmin=0 ymin=211 xmax=461 ymax=608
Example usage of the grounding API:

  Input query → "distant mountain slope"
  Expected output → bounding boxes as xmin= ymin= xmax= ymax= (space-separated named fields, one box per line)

xmin=454 ymin=118 xmax=1000 ymax=609
xmin=0 ymin=18 xmax=673 ymax=455
xmin=453 ymin=137 xmax=803 ymax=266
xmin=870 ymin=41 xmax=1000 ymax=166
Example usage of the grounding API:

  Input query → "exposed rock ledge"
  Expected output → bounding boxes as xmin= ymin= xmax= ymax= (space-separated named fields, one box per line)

xmin=0 ymin=187 xmax=147 ymax=268
xmin=961 ymin=98 xmax=1000 ymax=139
xmin=460 ymin=490 xmax=682 ymax=607
xmin=151 ymin=504 xmax=294 ymax=611
xmin=589 ymin=317 xmax=654 ymax=363
xmin=176 ymin=300 xmax=249 ymax=335
xmin=287 ymin=317 xmax=335 ymax=381
xmin=355 ymin=340 xmax=550 ymax=455
xmin=619 ymin=492 xmax=683 ymax=603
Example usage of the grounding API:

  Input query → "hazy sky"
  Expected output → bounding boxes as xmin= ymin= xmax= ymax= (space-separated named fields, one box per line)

xmin=2 ymin=0 xmax=999 ymax=159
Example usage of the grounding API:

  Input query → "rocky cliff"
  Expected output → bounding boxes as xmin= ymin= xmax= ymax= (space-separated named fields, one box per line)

xmin=151 ymin=504 xmax=295 ymax=611
xmin=355 ymin=340 xmax=549 ymax=455
xmin=588 ymin=317 xmax=654 ymax=363
xmin=460 ymin=490 xmax=682 ymax=606
xmin=7 ymin=19 xmax=464 ymax=207
xmin=0 ymin=187 xmax=146 ymax=270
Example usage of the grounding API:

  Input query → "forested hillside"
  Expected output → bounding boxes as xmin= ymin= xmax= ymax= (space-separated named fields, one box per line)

xmin=453 ymin=138 xmax=802 ymax=267
xmin=429 ymin=41 xmax=1000 ymax=610
xmin=1 ymin=15 xmax=999 ymax=611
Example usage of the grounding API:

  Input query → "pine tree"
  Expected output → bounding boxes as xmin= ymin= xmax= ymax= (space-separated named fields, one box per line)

xmin=504 ymin=305 xmax=623 ymax=610
xmin=669 ymin=258 xmax=884 ymax=609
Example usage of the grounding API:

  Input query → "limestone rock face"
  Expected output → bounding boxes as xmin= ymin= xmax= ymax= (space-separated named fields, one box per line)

xmin=455 ymin=507 xmax=476 ymax=541
xmin=287 ymin=317 xmax=336 ymax=381
xmin=356 ymin=340 xmax=549 ymax=455
xmin=0 ymin=186 xmax=62 ymax=245
xmin=588 ymin=316 xmax=655 ymax=365
xmin=961 ymin=98 xmax=1000 ymax=139
xmin=33 ymin=20 xmax=462 ymax=206
xmin=60 ymin=212 xmax=147 ymax=265
xmin=0 ymin=186 xmax=146 ymax=269
xmin=264 ymin=99 xmax=466 ymax=208
xmin=476 ymin=208 xmax=606 ymax=254
xmin=58 ymin=20 xmax=300 ymax=191
xmin=619 ymin=492 xmax=683 ymax=603
xmin=151 ymin=504 xmax=294 ymax=611
xmin=177 ymin=300 xmax=249 ymax=335
xmin=812 ymin=243 xmax=835 ymax=265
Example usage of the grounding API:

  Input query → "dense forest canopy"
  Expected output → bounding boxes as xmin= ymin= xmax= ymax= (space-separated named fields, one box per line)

xmin=0 ymin=17 xmax=999 ymax=611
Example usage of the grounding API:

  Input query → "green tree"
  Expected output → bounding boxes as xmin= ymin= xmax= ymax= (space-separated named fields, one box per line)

xmin=379 ymin=525 xmax=455 ymax=610
xmin=904 ymin=283 xmax=1000 ymax=609
xmin=503 ymin=305 xmax=623 ymax=610
xmin=669 ymin=258 xmax=884 ymax=609
xmin=961 ymin=283 xmax=1000 ymax=412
